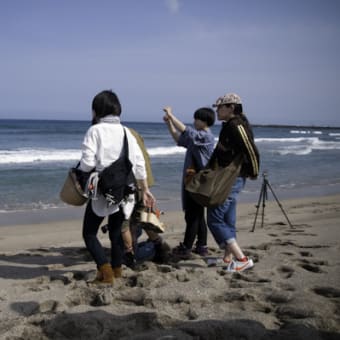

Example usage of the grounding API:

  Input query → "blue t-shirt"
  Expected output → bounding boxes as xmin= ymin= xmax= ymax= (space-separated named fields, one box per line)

xmin=178 ymin=126 xmax=215 ymax=173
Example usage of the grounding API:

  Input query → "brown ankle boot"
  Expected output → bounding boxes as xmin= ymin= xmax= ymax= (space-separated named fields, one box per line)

xmin=91 ymin=263 xmax=113 ymax=284
xmin=112 ymin=266 xmax=122 ymax=278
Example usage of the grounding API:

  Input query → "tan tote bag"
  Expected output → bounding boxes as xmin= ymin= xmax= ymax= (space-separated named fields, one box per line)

xmin=60 ymin=169 xmax=87 ymax=206
xmin=185 ymin=155 xmax=242 ymax=207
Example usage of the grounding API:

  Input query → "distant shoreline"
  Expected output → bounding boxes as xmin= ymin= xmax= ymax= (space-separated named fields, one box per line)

xmin=252 ymin=123 xmax=340 ymax=129
xmin=1 ymin=118 xmax=340 ymax=129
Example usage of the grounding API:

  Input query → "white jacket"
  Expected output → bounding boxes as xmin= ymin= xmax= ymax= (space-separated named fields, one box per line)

xmin=79 ymin=116 xmax=146 ymax=217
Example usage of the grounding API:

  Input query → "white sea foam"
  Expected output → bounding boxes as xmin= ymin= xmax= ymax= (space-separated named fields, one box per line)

xmin=1 ymin=135 xmax=339 ymax=164
xmin=0 ymin=202 xmax=60 ymax=213
xmin=255 ymin=137 xmax=320 ymax=143
xmin=0 ymin=149 xmax=81 ymax=164
xmin=277 ymin=138 xmax=340 ymax=155
xmin=278 ymin=146 xmax=313 ymax=155
xmin=147 ymin=146 xmax=185 ymax=156
xmin=290 ymin=130 xmax=322 ymax=135
xmin=0 ymin=146 xmax=186 ymax=164
xmin=255 ymin=136 xmax=340 ymax=155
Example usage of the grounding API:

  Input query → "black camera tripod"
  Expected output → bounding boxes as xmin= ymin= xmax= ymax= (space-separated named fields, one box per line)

xmin=251 ymin=171 xmax=294 ymax=232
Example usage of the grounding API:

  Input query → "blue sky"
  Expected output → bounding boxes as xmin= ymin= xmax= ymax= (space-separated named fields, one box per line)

xmin=1 ymin=0 xmax=339 ymax=126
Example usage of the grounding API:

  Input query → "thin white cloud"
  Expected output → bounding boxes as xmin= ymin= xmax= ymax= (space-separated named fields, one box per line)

xmin=165 ymin=0 xmax=180 ymax=14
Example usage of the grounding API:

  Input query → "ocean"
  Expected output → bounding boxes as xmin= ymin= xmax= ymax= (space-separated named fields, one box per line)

xmin=1 ymin=119 xmax=340 ymax=223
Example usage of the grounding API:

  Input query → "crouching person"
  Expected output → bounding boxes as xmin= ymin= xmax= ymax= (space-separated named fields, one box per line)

xmin=122 ymin=221 xmax=171 ymax=268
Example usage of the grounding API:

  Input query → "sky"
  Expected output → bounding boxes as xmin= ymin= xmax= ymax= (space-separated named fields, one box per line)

xmin=0 ymin=0 xmax=340 ymax=126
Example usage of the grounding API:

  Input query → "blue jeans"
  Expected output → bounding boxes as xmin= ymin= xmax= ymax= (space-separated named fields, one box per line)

xmin=133 ymin=226 xmax=156 ymax=262
xmin=207 ymin=177 xmax=246 ymax=248
xmin=135 ymin=241 xmax=156 ymax=262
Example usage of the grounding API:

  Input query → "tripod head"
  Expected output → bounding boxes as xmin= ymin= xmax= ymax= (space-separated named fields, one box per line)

xmin=262 ymin=171 xmax=268 ymax=179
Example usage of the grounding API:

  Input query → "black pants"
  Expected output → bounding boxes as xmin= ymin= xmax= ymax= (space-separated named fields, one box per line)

xmin=183 ymin=190 xmax=207 ymax=249
xmin=82 ymin=201 xmax=124 ymax=268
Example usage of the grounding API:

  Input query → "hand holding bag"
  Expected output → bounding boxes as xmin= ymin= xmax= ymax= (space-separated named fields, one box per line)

xmin=185 ymin=155 xmax=242 ymax=207
xmin=136 ymin=206 xmax=165 ymax=233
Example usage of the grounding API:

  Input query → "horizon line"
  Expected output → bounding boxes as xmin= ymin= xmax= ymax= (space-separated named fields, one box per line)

xmin=0 ymin=117 xmax=339 ymax=129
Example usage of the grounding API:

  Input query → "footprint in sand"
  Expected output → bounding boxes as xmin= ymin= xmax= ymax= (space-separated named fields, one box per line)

xmin=277 ymin=264 xmax=295 ymax=279
xmin=218 ymin=291 xmax=256 ymax=303
xmin=280 ymin=251 xmax=296 ymax=257
xmin=299 ymin=251 xmax=313 ymax=257
xmin=231 ymin=272 xmax=271 ymax=283
xmin=312 ymin=286 xmax=340 ymax=298
xmin=283 ymin=229 xmax=305 ymax=235
xmin=275 ymin=251 xmax=326 ymax=274
xmin=277 ymin=282 xmax=296 ymax=292
xmin=297 ymin=259 xmax=326 ymax=273
xmin=299 ymin=263 xmax=323 ymax=273
xmin=312 ymin=288 xmax=340 ymax=318
xmin=249 ymin=243 xmax=271 ymax=251
xmin=298 ymin=244 xmax=330 ymax=249
xmin=276 ymin=305 xmax=315 ymax=320
xmin=265 ymin=290 xmax=293 ymax=304
xmin=227 ymin=272 xmax=271 ymax=289
xmin=283 ymin=232 xmax=317 ymax=236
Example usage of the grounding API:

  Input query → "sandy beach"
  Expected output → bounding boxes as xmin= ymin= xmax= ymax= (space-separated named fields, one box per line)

xmin=0 ymin=194 xmax=340 ymax=339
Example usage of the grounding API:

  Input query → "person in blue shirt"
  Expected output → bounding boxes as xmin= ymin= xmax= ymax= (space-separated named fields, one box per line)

xmin=163 ymin=106 xmax=215 ymax=258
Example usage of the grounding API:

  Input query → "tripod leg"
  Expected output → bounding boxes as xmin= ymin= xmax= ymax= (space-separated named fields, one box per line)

xmin=266 ymin=181 xmax=294 ymax=229
xmin=251 ymin=183 xmax=264 ymax=232
xmin=260 ymin=182 xmax=267 ymax=228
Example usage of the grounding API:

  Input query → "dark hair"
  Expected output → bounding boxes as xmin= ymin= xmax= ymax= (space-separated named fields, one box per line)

xmin=223 ymin=103 xmax=243 ymax=114
xmin=194 ymin=107 xmax=215 ymax=127
xmin=92 ymin=90 xmax=122 ymax=119
xmin=229 ymin=103 xmax=252 ymax=132
xmin=233 ymin=104 xmax=243 ymax=116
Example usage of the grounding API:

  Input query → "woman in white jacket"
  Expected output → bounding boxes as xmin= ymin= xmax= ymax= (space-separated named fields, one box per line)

xmin=79 ymin=90 xmax=155 ymax=284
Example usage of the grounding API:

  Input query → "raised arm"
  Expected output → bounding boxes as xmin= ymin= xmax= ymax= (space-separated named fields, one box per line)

xmin=163 ymin=106 xmax=186 ymax=143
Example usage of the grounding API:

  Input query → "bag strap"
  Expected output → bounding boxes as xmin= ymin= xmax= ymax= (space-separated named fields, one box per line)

xmin=120 ymin=127 xmax=129 ymax=159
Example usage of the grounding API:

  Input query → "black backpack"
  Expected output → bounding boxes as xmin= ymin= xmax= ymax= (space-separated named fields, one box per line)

xmin=98 ymin=128 xmax=136 ymax=205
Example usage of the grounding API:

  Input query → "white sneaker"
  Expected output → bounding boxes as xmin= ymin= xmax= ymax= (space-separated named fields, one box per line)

xmin=224 ymin=257 xmax=254 ymax=272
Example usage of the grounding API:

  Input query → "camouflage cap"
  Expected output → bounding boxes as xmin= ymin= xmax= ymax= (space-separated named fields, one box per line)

xmin=213 ymin=93 xmax=242 ymax=107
